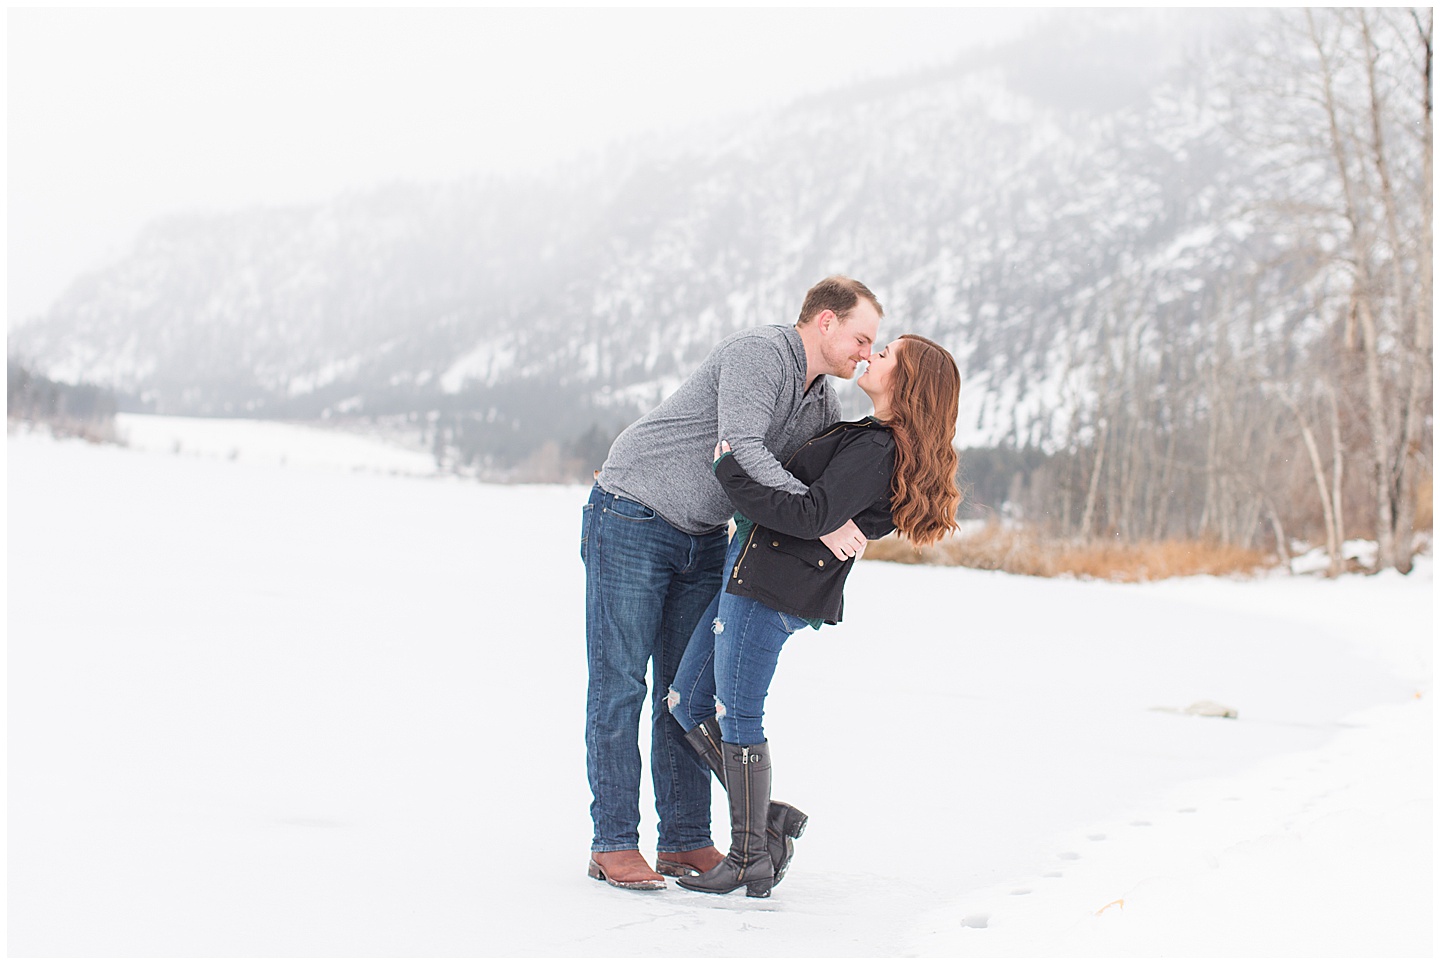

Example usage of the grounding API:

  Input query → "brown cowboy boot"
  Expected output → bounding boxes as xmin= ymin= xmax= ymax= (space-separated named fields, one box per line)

xmin=655 ymin=845 xmax=724 ymax=876
xmin=587 ymin=849 xmax=666 ymax=890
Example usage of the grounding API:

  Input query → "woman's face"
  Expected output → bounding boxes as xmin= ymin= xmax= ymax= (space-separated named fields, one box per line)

xmin=858 ymin=338 xmax=903 ymax=396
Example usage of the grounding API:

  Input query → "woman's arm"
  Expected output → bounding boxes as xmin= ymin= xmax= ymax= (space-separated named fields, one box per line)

xmin=714 ymin=433 xmax=894 ymax=540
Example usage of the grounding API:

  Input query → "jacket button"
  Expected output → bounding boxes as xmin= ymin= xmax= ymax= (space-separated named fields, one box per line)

xmin=771 ymin=540 xmax=779 ymax=547
xmin=818 ymin=559 xmax=825 ymax=567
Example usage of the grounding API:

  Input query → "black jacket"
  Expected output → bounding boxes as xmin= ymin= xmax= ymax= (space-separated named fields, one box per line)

xmin=714 ymin=417 xmax=895 ymax=624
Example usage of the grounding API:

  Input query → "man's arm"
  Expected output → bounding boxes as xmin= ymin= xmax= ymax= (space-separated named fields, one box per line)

xmin=713 ymin=337 xmax=810 ymax=495
xmin=712 ymin=337 xmax=862 ymax=557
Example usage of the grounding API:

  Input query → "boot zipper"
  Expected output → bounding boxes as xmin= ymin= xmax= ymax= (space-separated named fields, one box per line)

xmin=740 ymin=746 xmax=752 ymax=877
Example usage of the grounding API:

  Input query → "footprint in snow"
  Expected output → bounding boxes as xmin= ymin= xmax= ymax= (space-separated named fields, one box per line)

xmin=1042 ymin=871 xmax=1064 ymax=878
xmin=1058 ymin=851 xmax=1081 ymax=861
xmin=962 ymin=914 xmax=990 ymax=929
xmin=1178 ymin=807 xmax=1198 ymax=813
xmin=1010 ymin=888 xmax=1032 ymax=896
xmin=1087 ymin=833 xmax=1107 ymax=841
xmin=1130 ymin=820 xmax=1152 ymax=827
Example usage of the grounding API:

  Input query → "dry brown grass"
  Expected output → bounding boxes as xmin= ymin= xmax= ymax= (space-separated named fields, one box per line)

xmin=1415 ymin=472 xmax=1433 ymax=533
xmin=8 ymin=416 xmax=118 ymax=445
xmin=863 ymin=524 xmax=1275 ymax=582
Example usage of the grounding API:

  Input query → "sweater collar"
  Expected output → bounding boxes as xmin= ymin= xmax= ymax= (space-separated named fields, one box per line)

xmin=783 ymin=325 xmax=825 ymax=395
xmin=782 ymin=325 xmax=806 ymax=375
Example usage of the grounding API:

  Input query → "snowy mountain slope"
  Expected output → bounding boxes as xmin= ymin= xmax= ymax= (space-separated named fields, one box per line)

xmin=12 ymin=10 xmax=1286 ymax=465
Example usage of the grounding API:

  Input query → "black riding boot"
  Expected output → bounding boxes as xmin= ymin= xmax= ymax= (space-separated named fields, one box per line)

xmin=688 ymin=718 xmax=808 ymax=838
xmin=677 ymin=742 xmax=776 ymax=898
xmin=678 ymin=719 xmax=801 ymax=884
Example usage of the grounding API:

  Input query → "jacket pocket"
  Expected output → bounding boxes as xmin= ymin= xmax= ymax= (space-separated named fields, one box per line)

xmin=765 ymin=531 xmax=839 ymax=571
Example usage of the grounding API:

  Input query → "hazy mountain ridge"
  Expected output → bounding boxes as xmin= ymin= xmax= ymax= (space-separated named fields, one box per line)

xmin=12 ymin=11 xmax=1281 ymax=471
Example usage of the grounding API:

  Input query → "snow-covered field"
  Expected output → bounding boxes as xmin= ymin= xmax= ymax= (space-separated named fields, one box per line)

xmin=6 ymin=422 xmax=1433 ymax=957
xmin=114 ymin=413 xmax=439 ymax=476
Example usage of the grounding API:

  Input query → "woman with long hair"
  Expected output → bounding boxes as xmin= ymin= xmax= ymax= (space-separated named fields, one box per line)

xmin=665 ymin=333 xmax=962 ymax=897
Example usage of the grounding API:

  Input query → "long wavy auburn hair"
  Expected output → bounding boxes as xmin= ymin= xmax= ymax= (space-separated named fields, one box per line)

xmin=886 ymin=335 xmax=962 ymax=547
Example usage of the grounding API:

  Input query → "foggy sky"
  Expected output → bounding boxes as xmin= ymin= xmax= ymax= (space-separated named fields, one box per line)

xmin=7 ymin=6 xmax=1039 ymax=328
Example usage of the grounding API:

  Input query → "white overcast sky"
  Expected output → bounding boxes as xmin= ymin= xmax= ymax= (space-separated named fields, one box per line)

xmin=7 ymin=6 xmax=1040 ymax=327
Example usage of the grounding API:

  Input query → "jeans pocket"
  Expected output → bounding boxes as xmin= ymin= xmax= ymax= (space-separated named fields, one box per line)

xmin=607 ymin=497 xmax=657 ymax=522
xmin=581 ymin=503 xmax=592 ymax=563
xmin=776 ymin=610 xmax=809 ymax=634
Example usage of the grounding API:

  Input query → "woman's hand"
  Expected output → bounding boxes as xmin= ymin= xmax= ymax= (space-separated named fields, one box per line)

xmin=714 ymin=440 xmax=732 ymax=461
xmin=820 ymin=519 xmax=868 ymax=560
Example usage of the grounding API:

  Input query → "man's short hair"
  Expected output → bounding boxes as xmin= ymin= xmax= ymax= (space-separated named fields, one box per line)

xmin=796 ymin=276 xmax=883 ymax=326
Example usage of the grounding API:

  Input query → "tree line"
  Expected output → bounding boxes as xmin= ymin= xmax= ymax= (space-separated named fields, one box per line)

xmin=8 ymin=358 xmax=118 ymax=440
xmin=983 ymin=8 xmax=1431 ymax=577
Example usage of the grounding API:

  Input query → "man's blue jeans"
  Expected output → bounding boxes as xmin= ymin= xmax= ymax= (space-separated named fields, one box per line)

xmin=669 ymin=535 xmax=808 ymax=745
xmin=582 ymin=484 xmax=728 ymax=854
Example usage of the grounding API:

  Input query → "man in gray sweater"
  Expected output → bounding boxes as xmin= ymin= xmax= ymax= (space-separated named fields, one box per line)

xmin=582 ymin=276 xmax=882 ymax=889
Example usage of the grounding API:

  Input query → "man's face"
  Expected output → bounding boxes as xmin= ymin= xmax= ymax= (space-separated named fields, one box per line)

xmin=819 ymin=300 xmax=880 ymax=379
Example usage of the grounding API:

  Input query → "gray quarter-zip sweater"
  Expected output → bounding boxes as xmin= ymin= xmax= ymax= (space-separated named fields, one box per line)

xmin=596 ymin=325 xmax=841 ymax=535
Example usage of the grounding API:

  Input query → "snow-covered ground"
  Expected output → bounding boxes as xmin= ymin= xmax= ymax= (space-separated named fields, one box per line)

xmin=6 ymin=423 xmax=1432 ymax=957
xmin=114 ymin=412 xmax=439 ymax=476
